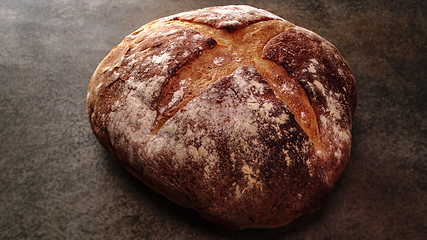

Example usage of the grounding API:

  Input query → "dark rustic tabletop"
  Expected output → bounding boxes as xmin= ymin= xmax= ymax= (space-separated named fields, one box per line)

xmin=1 ymin=0 xmax=426 ymax=239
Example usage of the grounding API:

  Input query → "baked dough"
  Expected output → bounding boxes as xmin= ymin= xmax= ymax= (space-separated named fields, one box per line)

xmin=87 ymin=5 xmax=357 ymax=229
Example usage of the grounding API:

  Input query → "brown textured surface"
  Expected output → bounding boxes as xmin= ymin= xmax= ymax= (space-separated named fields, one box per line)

xmin=87 ymin=6 xmax=356 ymax=229
xmin=1 ymin=0 xmax=426 ymax=239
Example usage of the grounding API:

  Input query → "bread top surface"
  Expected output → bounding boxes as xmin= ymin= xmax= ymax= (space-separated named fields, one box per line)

xmin=87 ymin=5 xmax=356 ymax=229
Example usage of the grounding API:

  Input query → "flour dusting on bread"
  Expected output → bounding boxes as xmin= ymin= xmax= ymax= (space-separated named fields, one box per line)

xmin=87 ymin=5 xmax=356 ymax=230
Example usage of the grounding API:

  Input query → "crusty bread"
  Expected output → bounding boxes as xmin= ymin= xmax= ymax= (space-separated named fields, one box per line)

xmin=87 ymin=5 xmax=357 ymax=229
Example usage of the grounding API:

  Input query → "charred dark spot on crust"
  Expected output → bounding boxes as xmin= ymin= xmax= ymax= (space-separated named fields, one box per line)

xmin=219 ymin=21 xmax=242 ymax=32
xmin=205 ymin=37 xmax=217 ymax=48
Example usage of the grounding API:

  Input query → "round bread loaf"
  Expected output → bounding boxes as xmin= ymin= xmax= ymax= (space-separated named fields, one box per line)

xmin=87 ymin=5 xmax=357 ymax=229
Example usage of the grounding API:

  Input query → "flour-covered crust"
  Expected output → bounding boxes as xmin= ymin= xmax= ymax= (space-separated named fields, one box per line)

xmin=87 ymin=5 xmax=356 ymax=229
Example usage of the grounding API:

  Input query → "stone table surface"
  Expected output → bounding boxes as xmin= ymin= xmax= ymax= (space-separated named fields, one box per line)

xmin=1 ymin=0 xmax=426 ymax=239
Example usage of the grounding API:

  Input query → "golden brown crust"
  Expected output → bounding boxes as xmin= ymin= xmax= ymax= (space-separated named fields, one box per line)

xmin=87 ymin=5 xmax=356 ymax=229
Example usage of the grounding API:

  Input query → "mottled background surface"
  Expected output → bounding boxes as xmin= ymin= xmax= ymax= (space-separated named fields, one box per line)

xmin=1 ymin=0 xmax=426 ymax=239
